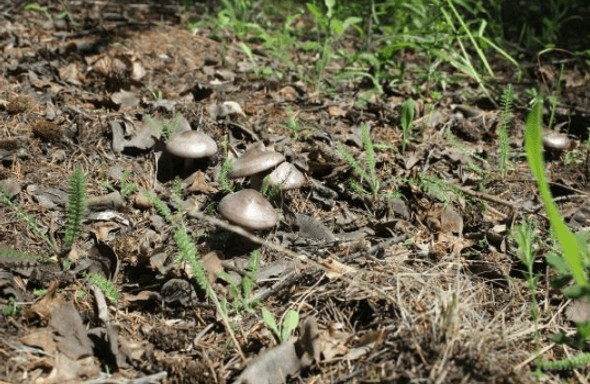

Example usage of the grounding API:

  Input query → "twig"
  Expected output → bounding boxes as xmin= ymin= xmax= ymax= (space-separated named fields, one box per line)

xmin=190 ymin=211 xmax=399 ymax=303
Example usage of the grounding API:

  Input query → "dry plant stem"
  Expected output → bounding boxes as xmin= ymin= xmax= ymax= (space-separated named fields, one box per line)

xmin=84 ymin=372 xmax=168 ymax=384
xmin=190 ymin=211 xmax=395 ymax=302
xmin=452 ymin=184 xmax=518 ymax=211
xmin=514 ymin=343 xmax=555 ymax=371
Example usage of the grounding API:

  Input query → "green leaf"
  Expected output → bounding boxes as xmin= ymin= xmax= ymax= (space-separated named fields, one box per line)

xmin=525 ymin=98 xmax=588 ymax=288
xmin=342 ymin=17 xmax=362 ymax=33
xmin=401 ymin=99 xmax=415 ymax=131
xmin=546 ymin=252 xmax=570 ymax=275
xmin=306 ymin=3 xmax=324 ymax=24
xmin=324 ymin=0 xmax=335 ymax=19
xmin=330 ymin=19 xmax=343 ymax=36
xmin=281 ymin=309 xmax=300 ymax=342
xmin=261 ymin=307 xmax=280 ymax=340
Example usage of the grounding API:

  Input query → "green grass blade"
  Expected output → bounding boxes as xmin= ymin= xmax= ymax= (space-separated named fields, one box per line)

xmin=525 ymin=98 xmax=588 ymax=287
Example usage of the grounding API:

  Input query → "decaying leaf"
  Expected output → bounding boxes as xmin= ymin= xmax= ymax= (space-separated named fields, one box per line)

xmin=27 ymin=281 xmax=61 ymax=320
xmin=296 ymin=214 xmax=336 ymax=241
xmin=111 ymin=90 xmax=140 ymax=109
xmin=234 ymin=317 xmax=319 ymax=384
xmin=440 ymin=206 xmax=463 ymax=235
xmin=111 ymin=119 xmax=160 ymax=154
xmin=49 ymin=301 xmax=94 ymax=360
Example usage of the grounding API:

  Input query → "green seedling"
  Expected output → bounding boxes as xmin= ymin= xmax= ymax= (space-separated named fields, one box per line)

xmin=414 ymin=174 xmax=464 ymax=205
xmin=142 ymin=188 xmax=245 ymax=358
xmin=218 ymin=158 xmax=235 ymax=193
xmin=261 ymin=307 xmax=300 ymax=343
xmin=281 ymin=108 xmax=312 ymax=140
xmin=0 ymin=188 xmax=58 ymax=253
xmin=64 ymin=168 xmax=88 ymax=248
xmin=0 ymin=168 xmax=87 ymax=254
xmin=305 ymin=0 xmax=361 ymax=90
xmin=217 ymin=250 xmax=261 ymax=314
xmin=145 ymin=114 xmax=183 ymax=141
xmin=24 ymin=3 xmax=51 ymax=21
xmin=511 ymin=222 xmax=542 ymax=374
xmin=3 ymin=300 xmax=23 ymax=318
xmin=148 ymin=89 xmax=163 ymax=101
xmin=400 ymin=99 xmax=415 ymax=153
xmin=338 ymin=122 xmax=381 ymax=198
xmin=85 ymin=272 xmax=120 ymax=304
xmin=564 ymin=128 xmax=590 ymax=166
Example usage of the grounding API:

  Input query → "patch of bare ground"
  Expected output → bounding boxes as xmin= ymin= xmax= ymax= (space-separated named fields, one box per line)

xmin=1 ymin=1 xmax=590 ymax=383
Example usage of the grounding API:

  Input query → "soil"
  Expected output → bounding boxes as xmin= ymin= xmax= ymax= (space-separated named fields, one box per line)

xmin=1 ymin=1 xmax=590 ymax=383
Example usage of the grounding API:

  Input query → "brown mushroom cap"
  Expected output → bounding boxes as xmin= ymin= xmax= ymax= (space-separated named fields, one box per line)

xmin=266 ymin=162 xmax=305 ymax=190
xmin=166 ymin=130 xmax=218 ymax=158
xmin=218 ymin=189 xmax=278 ymax=230
xmin=228 ymin=146 xmax=285 ymax=178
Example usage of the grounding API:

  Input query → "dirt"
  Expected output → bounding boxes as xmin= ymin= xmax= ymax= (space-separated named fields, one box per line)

xmin=1 ymin=1 xmax=590 ymax=383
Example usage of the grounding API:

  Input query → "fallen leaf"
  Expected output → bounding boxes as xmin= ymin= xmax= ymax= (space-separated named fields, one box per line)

xmin=234 ymin=317 xmax=319 ymax=384
xmin=441 ymin=206 xmax=463 ymax=235
xmin=49 ymin=301 xmax=94 ymax=360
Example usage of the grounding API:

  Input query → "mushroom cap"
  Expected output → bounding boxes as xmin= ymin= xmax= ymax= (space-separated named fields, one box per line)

xmin=266 ymin=162 xmax=305 ymax=190
xmin=218 ymin=189 xmax=278 ymax=230
xmin=543 ymin=132 xmax=571 ymax=151
xmin=228 ymin=146 xmax=285 ymax=178
xmin=166 ymin=130 xmax=218 ymax=158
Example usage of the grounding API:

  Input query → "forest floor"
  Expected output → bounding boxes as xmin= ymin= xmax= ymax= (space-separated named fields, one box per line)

xmin=1 ymin=1 xmax=590 ymax=383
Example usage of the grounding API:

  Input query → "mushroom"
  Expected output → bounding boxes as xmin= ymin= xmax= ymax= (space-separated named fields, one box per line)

xmin=218 ymin=189 xmax=278 ymax=230
xmin=543 ymin=132 xmax=571 ymax=151
xmin=228 ymin=144 xmax=285 ymax=189
xmin=166 ymin=130 xmax=218 ymax=171
xmin=265 ymin=162 xmax=305 ymax=190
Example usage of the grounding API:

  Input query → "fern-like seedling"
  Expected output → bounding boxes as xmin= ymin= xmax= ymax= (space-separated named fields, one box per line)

xmin=64 ymin=168 xmax=88 ymax=248
xmin=219 ymin=158 xmax=234 ymax=193
xmin=338 ymin=122 xmax=380 ymax=197
xmin=86 ymin=272 xmax=120 ymax=303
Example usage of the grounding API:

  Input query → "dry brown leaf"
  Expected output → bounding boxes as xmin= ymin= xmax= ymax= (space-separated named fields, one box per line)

xmin=320 ymin=322 xmax=351 ymax=361
xmin=321 ymin=258 xmax=357 ymax=280
xmin=111 ymin=90 xmax=140 ymax=109
xmin=34 ymin=355 xmax=99 ymax=384
xmin=186 ymin=171 xmax=217 ymax=194
xmin=202 ymin=251 xmax=225 ymax=283
xmin=234 ymin=317 xmax=319 ymax=384
xmin=441 ymin=206 xmax=463 ymax=235
xmin=21 ymin=328 xmax=58 ymax=354
xmin=26 ymin=281 xmax=61 ymax=320
xmin=49 ymin=301 xmax=94 ymax=360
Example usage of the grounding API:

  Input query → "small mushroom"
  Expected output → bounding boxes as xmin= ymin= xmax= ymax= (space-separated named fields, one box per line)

xmin=266 ymin=162 xmax=305 ymax=190
xmin=543 ymin=132 xmax=571 ymax=151
xmin=218 ymin=189 xmax=278 ymax=230
xmin=228 ymin=144 xmax=285 ymax=189
xmin=229 ymin=145 xmax=285 ymax=179
xmin=166 ymin=130 xmax=218 ymax=171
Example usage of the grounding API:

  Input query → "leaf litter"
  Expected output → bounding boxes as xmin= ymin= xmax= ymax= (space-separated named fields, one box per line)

xmin=0 ymin=2 xmax=590 ymax=384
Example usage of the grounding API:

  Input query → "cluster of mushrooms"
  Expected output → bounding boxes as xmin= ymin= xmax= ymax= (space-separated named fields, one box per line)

xmin=165 ymin=129 xmax=305 ymax=231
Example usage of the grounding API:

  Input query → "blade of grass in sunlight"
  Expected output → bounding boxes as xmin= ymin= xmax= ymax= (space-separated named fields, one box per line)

xmin=525 ymin=98 xmax=588 ymax=288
